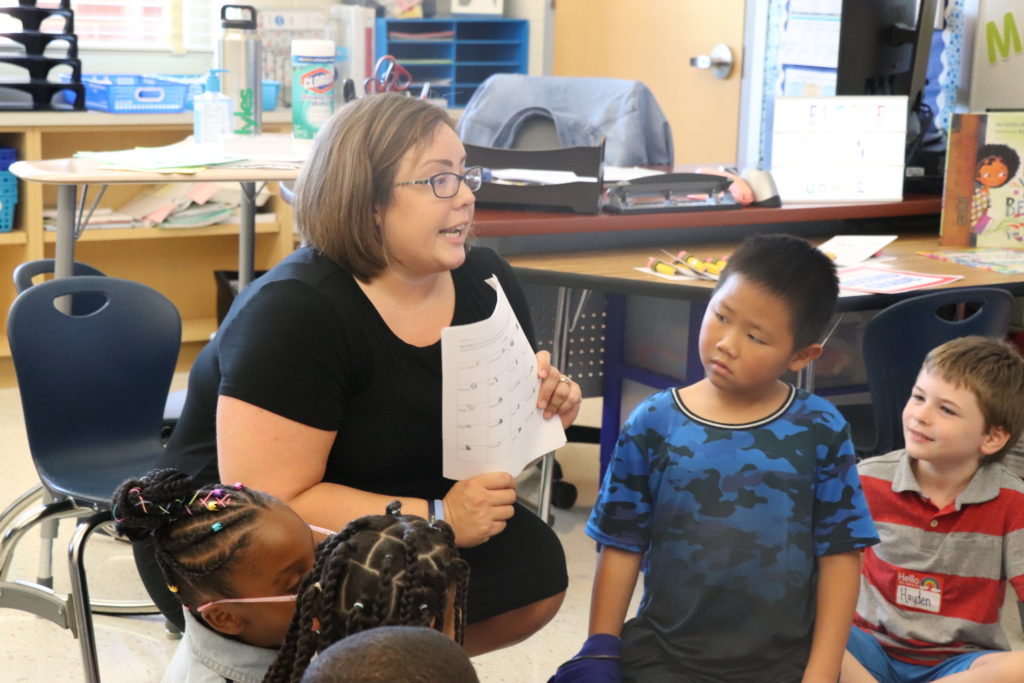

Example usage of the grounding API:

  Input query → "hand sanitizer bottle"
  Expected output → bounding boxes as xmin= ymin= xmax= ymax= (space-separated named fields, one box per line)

xmin=193 ymin=69 xmax=233 ymax=151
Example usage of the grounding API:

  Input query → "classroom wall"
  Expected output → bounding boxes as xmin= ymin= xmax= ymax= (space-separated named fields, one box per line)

xmin=64 ymin=1 xmax=550 ymax=81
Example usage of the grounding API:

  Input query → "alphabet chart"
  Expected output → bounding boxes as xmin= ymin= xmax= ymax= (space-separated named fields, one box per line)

xmin=441 ymin=276 xmax=567 ymax=479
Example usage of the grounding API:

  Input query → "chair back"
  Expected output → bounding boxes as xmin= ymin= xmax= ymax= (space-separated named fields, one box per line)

xmin=456 ymin=74 xmax=674 ymax=167
xmin=13 ymin=258 xmax=106 ymax=315
xmin=862 ymin=287 xmax=1013 ymax=456
xmin=7 ymin=276 xmax=181 ymax=504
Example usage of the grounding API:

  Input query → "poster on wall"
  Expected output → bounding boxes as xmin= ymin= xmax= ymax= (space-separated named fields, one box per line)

xmin=969 ymin=0 xmax=1024 ymax=111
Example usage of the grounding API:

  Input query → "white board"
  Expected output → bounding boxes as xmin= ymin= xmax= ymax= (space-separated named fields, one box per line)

xmin=771 ymin=95 xmax=908 ymax=202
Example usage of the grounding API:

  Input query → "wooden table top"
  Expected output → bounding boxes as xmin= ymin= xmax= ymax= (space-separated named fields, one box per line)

xmin=505 ymin=233 xmax=1024 ymax=312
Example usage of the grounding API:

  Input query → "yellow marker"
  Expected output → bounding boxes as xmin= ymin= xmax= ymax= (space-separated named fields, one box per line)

xmin=705 ymin=257 xmax=729 ymax=276
xmin=647 ymin=257 xmax=681 ymax=276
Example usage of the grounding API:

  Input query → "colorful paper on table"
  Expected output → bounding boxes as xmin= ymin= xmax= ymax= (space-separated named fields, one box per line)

xmin=440 ymin=276 xmax=566 ymax=479
xmin=816 ymin=234 xmax=897 ymax=267
xmin=918 ymin=248 xmax=1024 ymax=275
xmin=837 ymin=265 xmax=962 ymax=294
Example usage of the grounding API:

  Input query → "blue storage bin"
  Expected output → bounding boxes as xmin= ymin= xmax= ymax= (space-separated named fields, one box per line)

xmin=0 ymin=169 xmax=18 ymax=233
xmin=158 ymin=76 xmax=281 ymax=111
xmin=0 ymin=147 xmax=15 ymax=171
xmin=58 ymin=74 xmax=191 ymax=113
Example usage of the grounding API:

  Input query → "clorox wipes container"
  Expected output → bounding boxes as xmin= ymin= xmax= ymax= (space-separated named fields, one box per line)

xmin=291 ymin=39 xmax=336 ymax=140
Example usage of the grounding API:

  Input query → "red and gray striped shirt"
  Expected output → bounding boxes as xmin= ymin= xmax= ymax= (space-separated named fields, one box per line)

xmin=853 ymin=450 xmax=1024 ymax=666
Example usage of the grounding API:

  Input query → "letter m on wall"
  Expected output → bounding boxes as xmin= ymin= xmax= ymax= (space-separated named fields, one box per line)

xmin=987 ymin=12 xmax=1022 ymax=64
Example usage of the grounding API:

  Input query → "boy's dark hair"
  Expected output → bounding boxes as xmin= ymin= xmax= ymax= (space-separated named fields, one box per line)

xmin=299 ymin=626 xmax=479 ymax=683
xmin=265 ymin=505 xmax=470 ymax=683
xmin=976 ymin=143 xmax=1021 ymax=186
xmin=922 ymin=336 xmax=1024 ymax=464
xmin=112 ymin=468 xmax=275 ymax=612
xmin=716 ymin=233 xmax=839 ymax=349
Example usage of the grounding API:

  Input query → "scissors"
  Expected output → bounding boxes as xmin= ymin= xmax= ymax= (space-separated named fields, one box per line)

xmin=363 ymin=55 xmax=413 ymax=95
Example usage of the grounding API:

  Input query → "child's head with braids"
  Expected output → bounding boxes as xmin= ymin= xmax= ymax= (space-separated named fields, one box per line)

xmin=265 ymin=502 xmax=470 ymax=683
xmin=113 ymin=468 xmax=320 ymax=649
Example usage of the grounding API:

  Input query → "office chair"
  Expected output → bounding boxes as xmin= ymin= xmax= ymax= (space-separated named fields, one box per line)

xmin=3 ymin=275 xmax=181 ymax=682
xmin=860 ymin=287 xmax=1013 ymax=457
xmin=457 ymin=74 xmax=674 ymax=167
xmin=13 ymin=258 xmax=187 ymax=439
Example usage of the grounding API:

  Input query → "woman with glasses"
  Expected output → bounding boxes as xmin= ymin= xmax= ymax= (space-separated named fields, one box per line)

xmin=145 ymin=93 xmax=579 ymax=654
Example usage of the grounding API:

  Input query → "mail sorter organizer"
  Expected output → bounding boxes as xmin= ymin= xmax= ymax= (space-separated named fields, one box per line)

xmin=0 ymin=0 xmax=84 ymax=110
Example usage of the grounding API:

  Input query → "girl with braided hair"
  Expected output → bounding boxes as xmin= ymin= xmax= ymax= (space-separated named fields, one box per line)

xmin=264 ymin=502 xmax=470 ymax=683
xmin=113 ymin=467 xmax=323 ymax=683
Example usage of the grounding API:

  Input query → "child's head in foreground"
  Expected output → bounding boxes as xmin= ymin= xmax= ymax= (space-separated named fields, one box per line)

xmin=264 ymin=502 xmax=470 ymax=683
xmin=700 ymin=234 xmax=839 ymax=390
xmin=113 ymin=468 xmax=317 ymax=648
xmin=299 ymin=625 xmax=479 ymax=683
xmin=905 ymin=335 xmax=1024 ymax=467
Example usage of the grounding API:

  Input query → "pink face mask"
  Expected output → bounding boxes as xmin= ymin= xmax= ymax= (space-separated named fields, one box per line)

xmin=194 ymin=524 xmax=335 ymax=614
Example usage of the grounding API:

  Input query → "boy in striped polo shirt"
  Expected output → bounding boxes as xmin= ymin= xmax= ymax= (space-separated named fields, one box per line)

xmin=842 ymin=336 xmax=1024 ymax=682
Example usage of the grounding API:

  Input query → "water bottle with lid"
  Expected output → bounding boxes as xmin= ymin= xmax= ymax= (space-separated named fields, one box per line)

xmin=324 ymin=5 xmax=350 ymax=110
xmin=215 ymin=4 xmax=262 ymax=136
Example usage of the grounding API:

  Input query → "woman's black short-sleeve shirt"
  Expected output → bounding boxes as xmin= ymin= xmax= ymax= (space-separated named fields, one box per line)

xmin=165 ymin=244 xmax=536 ymax=500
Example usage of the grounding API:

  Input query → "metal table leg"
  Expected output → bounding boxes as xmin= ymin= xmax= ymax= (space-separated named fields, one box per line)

xmin=238 ymin=181 xmax=257 ymax=289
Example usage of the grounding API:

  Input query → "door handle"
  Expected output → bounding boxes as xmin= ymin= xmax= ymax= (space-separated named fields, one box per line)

xmin=689 ymin=44 xmax=733 ymax=79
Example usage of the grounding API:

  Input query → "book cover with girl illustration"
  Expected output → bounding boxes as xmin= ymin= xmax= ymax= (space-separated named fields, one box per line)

xmin=940 ymin=112 xmax=1024 ymax=247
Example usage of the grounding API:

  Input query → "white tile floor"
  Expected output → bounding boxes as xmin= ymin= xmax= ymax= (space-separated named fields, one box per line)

xmin=0 ymin=382 xmax=1019 ymax=682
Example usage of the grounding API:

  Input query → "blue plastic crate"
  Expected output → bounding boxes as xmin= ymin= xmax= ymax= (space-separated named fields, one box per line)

xmin=0 ymin=147 xmax=15 ymax=171
xmin=0 ymin=170 xmax=18 ymax=233
xmin=158 ymin=75 xmax=281 ymax=112
xmin=58 ymin=74 xmax=191 ymax=113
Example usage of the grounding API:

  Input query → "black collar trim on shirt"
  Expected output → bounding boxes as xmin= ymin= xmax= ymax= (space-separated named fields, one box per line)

xmin=672 ymin=384 xmax=797 ymax=429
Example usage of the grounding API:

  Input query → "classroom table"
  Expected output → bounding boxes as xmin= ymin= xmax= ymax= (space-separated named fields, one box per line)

xmin=502 ymin=233 xmax=1024 ymax=473
xmin=9 ymin=156 xmax=300 ymax=290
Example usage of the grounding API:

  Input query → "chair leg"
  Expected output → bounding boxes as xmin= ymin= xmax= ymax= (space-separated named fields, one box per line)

xmin=68 ymin=511 xmax=108 ymax=683
xmin=37 ymin=490 xmax=60 ymax=588
xmin=0 ymin=499 xmax=78 ymax=577
xmin=0 ymin=484 xmax=43 ymax=581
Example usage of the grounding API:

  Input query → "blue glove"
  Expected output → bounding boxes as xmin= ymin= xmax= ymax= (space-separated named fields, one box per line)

xmin=548 ymin=633 xmax=622 ymax=683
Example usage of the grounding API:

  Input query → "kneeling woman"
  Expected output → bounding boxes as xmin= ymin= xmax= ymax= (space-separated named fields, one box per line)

xmin=149 ymin=93 xmax=579 ymax=654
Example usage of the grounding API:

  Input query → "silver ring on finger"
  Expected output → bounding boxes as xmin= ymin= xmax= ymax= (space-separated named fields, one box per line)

xmin=559 ymin=375 xmax=572 ymax=384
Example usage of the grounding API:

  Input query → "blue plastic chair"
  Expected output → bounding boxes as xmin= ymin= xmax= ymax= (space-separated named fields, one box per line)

xmin=861 ymin=287 xmax=1013 ymax=457
xmin=13 ymin=258 xmax=187 ymax=436
xmin=2 ymin=276 xmax=181 ymax=682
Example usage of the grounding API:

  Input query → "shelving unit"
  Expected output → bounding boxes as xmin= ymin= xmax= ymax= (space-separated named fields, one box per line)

xmin=375 ymin=17 xmax=528 ymax=108
xmin=0 ymin=111 xmax=296 ymax=387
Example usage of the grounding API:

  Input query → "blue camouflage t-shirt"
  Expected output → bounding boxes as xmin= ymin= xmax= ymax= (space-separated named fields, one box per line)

xmin=587 ymin=386 xmax=879 ymax=683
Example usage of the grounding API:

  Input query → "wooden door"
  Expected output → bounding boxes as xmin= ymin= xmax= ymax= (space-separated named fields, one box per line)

xmin=553 ymin=0 xmax=746 ymax=165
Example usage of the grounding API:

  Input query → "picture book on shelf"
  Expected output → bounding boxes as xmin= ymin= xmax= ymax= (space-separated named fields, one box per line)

xmin=940 ymin=112 xmax=1024 ymax=247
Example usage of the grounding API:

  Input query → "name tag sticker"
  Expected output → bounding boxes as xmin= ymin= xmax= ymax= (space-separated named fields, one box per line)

xmin=895 ymin=571 xmax=942 ymax=613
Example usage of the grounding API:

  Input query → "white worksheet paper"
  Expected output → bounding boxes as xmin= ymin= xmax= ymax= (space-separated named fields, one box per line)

xmin=441 ymin=276 xmax=567 ymax=479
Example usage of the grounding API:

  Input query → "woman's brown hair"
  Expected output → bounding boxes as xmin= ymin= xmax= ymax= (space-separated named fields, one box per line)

xmin=293 ymin=94 xmax=455 ymax=282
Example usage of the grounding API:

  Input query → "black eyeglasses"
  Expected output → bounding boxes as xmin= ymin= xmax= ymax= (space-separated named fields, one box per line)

xmin=393 ymin=166 xmax=484 ymax=199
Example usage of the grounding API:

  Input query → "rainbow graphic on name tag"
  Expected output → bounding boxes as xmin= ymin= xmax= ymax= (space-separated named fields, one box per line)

xmin=896 ymin=572 xmax=942 ymax=613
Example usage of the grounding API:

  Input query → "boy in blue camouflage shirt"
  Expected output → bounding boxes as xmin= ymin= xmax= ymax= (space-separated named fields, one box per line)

xmin=578 ymin=234 xmax=879 ymax=682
